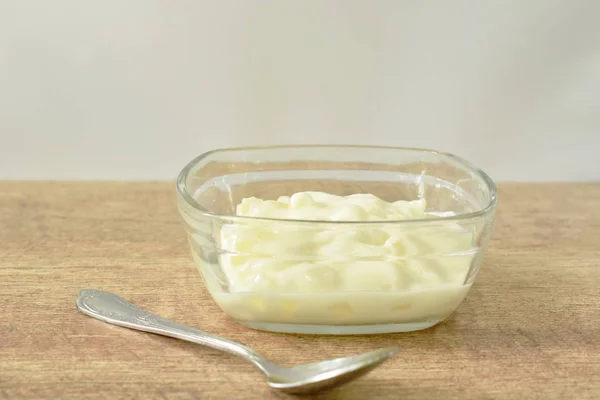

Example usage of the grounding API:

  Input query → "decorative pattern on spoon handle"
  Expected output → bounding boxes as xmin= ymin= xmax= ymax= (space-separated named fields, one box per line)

xmin=76 ymin=289 xmax=164 ymax=328
xmin=75 ymin=288 xmax=276 ymax=374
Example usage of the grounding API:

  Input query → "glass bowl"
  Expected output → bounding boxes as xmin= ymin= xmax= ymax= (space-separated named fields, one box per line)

xmin=176 ymin=145 xmax=497 ymax=335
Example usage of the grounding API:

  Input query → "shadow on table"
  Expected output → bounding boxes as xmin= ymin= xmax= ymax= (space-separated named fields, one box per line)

xmin=273 ymin=382 xmax=475 ymax=400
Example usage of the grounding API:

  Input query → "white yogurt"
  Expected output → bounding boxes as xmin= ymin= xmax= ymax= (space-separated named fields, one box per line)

xmin=205 ymin=191 xmax=475 ymax=326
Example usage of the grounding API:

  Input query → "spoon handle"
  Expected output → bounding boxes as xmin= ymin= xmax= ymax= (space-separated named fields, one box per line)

xmin=76 ymin=289 xmax=273 ymax=373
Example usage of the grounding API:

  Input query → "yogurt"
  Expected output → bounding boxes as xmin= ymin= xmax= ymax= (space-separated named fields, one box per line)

xmin=204 ymin=191 xmax=476 ymax=328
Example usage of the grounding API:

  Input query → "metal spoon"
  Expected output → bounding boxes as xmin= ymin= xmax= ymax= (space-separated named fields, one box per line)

xmin=76 ymin=289 xmax=398 ymax=394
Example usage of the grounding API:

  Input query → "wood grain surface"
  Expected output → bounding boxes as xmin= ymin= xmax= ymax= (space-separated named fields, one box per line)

xmin=1 ymin=181 xmax=599 ymax=400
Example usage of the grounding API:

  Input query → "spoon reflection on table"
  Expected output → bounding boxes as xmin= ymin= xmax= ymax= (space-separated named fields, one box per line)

xmin=76 ymin=289 xmax=398 ymax=394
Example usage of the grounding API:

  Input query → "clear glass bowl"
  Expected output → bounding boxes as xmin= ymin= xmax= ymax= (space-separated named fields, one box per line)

xmin=176 ymin=145 xmax=497 ymax=335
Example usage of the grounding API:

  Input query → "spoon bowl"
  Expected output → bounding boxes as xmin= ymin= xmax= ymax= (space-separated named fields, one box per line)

xmin=76 ymin=289 xmax=398 ymax=394
xmin=266 ymin=347 xmax=399 ymax=393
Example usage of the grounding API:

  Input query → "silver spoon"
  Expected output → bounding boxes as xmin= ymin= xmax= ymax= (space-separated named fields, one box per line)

xmin=76 ymin=289 xmax=398 ymax=394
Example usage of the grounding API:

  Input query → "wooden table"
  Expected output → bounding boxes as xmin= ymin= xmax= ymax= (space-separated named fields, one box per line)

xmin=1 ymin=182 xmax=599 ymax=399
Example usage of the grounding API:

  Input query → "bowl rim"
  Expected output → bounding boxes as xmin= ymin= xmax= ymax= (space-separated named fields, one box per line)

xmin=176 ymin=144 xmax=498 ymax=225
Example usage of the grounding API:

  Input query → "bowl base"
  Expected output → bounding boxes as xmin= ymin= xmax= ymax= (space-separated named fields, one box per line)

xmin=236 ymin=319 xmax=442 ymax=335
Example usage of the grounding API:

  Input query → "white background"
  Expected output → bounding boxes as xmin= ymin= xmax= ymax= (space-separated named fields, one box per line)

xmin=0 ymin=0 xmax=598 ymax=181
